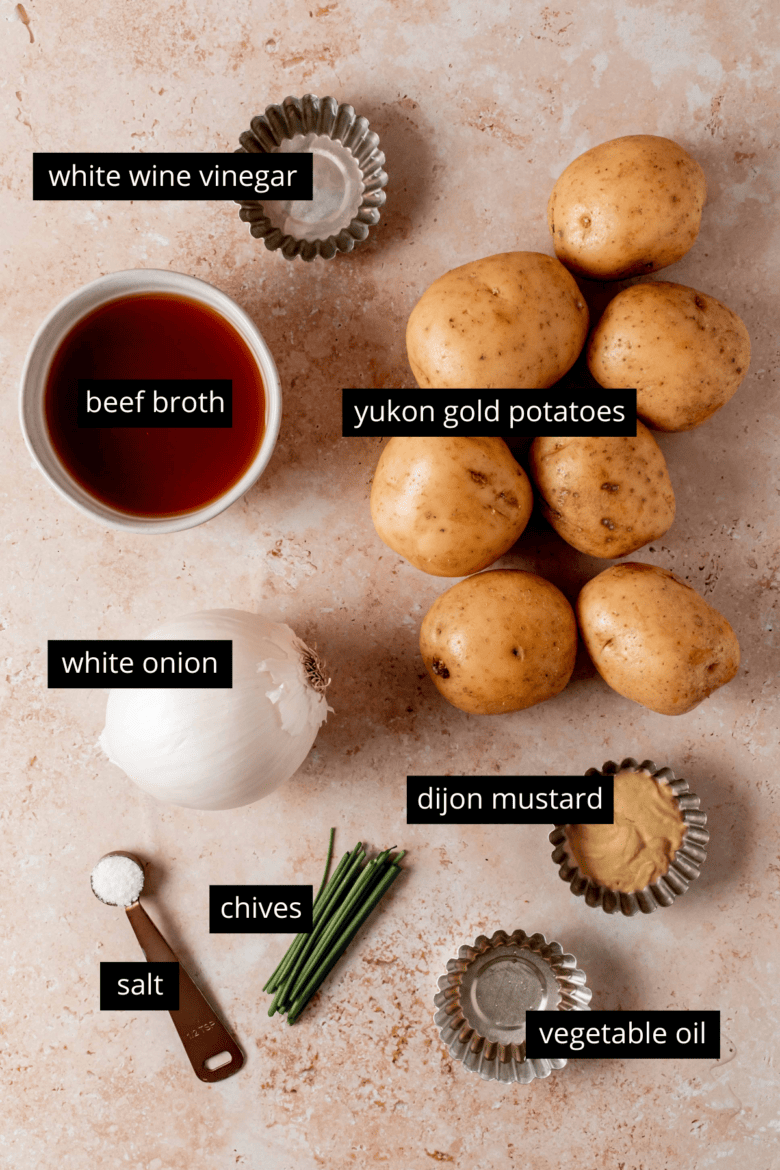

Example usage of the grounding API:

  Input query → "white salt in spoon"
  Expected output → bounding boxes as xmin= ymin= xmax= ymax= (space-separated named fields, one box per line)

xmin=91 ymin=850 xmax=244 ymax=1082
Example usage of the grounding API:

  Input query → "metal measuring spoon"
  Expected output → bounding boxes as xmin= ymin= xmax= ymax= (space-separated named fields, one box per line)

xmin=91 ymin=850 xmax=244 ymax=1083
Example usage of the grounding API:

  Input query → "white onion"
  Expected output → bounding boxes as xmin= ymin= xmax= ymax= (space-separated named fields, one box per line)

xmin=99 ymin=610 xmax=331 ymax=810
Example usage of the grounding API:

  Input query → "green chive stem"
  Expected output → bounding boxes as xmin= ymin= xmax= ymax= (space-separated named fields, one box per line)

xmin=287 ymin=866 xmax=402 ymax=1021
xmin=280 ymin=858 xmax=385 ymax=1006
xmin=267 ymin=850 xmax=355 ymax=989
xmin=286 ymin=864 xmax=402 ymax=1023
xmin=314 ymin=827 xmax=336 ymax=905
xmin=313 ymin=849 xmax=350 ymax=912
xmin=265 ymin=832 xmax=344 ymax=994
xmin=311 ymin=844 xmax=364 ymax=926
xmin=275 ymin=846 xmax=367 ymax=1006
xmin=265 ymin=832 xmax=406 ymax=1025
xmin=267 ymin=983 xmax=285 ymax=1017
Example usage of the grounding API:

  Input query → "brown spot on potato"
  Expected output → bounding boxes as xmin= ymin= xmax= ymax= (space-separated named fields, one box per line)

xmin=601 ymin=482 xmax=620 ymax=492
xmin=601 ymin=518 xmax=616 ymax=530
xmin=469 ymin=469 xmax=488 ymax=485
xmin=431 ymin=658 xmax=450 ymax=679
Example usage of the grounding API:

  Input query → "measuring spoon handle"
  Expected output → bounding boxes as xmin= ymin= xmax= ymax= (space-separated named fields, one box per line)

xmin=125 ymin=901 xmax=244 ymax=1082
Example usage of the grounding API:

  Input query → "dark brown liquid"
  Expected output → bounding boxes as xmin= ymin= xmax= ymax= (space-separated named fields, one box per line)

xmin=44 ymin=293 xmax=266 ymax=517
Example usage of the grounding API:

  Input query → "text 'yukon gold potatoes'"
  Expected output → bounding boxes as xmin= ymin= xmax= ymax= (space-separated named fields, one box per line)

xmin=420 ymin=569 xmax=578 ymax=715
xmin=406 ymin=252 xmax=589 ymax=390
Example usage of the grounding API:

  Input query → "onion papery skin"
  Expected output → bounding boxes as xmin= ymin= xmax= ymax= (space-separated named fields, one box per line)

xmin=99 ymin=610 xmax=331 ymax=810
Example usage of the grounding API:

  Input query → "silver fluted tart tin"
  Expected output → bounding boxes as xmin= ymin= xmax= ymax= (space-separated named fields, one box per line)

xmin=549 ymin=757 xmax=709 ymax=916
xmin=433 ymin=928 xmax=591 ymax=1084
xmin=236 ymin=94 xmax=388 ymax=261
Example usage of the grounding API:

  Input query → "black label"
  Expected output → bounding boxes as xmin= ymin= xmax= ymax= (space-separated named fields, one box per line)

xmin=209 ymin=885 xmax=314 ymax=934
xmin=526 ymin=1011 xmax=720 ymax=1060
xmin=77 ymin=380 xmax=233 ymax=427
xmin=33 ymin=152 xmax=313 ymax=201
xmin=341 ymin=390 xmax=637 ymax=437
xmin=47 ymin=640 xmax=232 ymax=688
xmin=100 ymin=962 xmax=179 ymax=1010
xmin=406 ymin=775 xmax=613 ymax=825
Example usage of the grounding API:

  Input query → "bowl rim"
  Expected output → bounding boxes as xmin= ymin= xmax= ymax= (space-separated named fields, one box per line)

xmin=549 ymin=757 xmax=710 ymax=916
xmin=19 ymin=268 xmax=282 ymax=534
xmin=433 ymin=928 xmax=591 ymax=1083
xmin=236 ymin=94 xmax=388 ymax=262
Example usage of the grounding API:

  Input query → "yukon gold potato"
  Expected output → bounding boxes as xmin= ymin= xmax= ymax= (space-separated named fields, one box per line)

xmin=529 ymin=425 xmax=675 ymax=558
xmin=547 ymin=136 xmax=706 ymax=281
xmin=587 ymin=282 xmax=751 ymax=431
xmin=370 ymin=437 xmax=533 ymax=576
xmin=406 ymin=252 xmax=589 ymax=390
xmin=420 ymin=569 xmax=577 ymax=714
xmin=577 ymin=563 xmax=740 ymax=715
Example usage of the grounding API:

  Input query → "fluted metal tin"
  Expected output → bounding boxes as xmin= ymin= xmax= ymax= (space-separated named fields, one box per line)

xmin=236 ymin=94 xmax=388 ymax=261
xmin=433 ymin=928 xmax=591 ymax=1084
xmin=549 ymin=757 xmax=709 ymax=916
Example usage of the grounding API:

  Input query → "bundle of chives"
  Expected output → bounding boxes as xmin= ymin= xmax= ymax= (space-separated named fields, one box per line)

xmin=264 ymin=829 xmax=405 ymax=1025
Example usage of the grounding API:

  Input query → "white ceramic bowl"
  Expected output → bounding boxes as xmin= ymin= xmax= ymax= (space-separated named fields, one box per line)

xmin=19 ymin=269 xmax=282 ymax=533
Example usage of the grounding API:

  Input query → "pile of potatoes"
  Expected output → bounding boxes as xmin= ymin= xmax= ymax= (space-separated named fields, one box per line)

xmin=407 ymin=136 xmax=751 ymax=427
xmin=370 ymin=135 xmax=745 ymax=719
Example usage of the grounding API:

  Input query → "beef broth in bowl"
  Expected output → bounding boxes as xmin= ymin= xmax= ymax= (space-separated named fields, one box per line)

xmin=21 ymin=270 xmax=281 ymax=532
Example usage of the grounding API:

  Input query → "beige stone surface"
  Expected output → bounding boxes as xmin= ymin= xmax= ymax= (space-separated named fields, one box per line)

xmin=2 ymin=1 xmax=779 ymax=1167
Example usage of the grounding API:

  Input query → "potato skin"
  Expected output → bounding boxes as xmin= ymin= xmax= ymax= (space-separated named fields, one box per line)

xmin=587 ymin=281 xmax=751 ymax=431
xmin=406 ymin=252 xmax=589 ymax=390
xmin=420 ymin=569 xmax=577 ymax=714
xmin=529 ymin=425 xmax=675 ymax=558
xmin=577 ymin=562 xmax=739 ymax=715
xmin=370 ymin=437 xmax=533 ymax=577
xmin=547 ymin=136 xmax=706 ymax=281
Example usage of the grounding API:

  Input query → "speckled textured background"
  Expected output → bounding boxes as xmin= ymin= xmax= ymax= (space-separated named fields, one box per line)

xmin=2 ymin=2 xmax=779 ymax=1167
